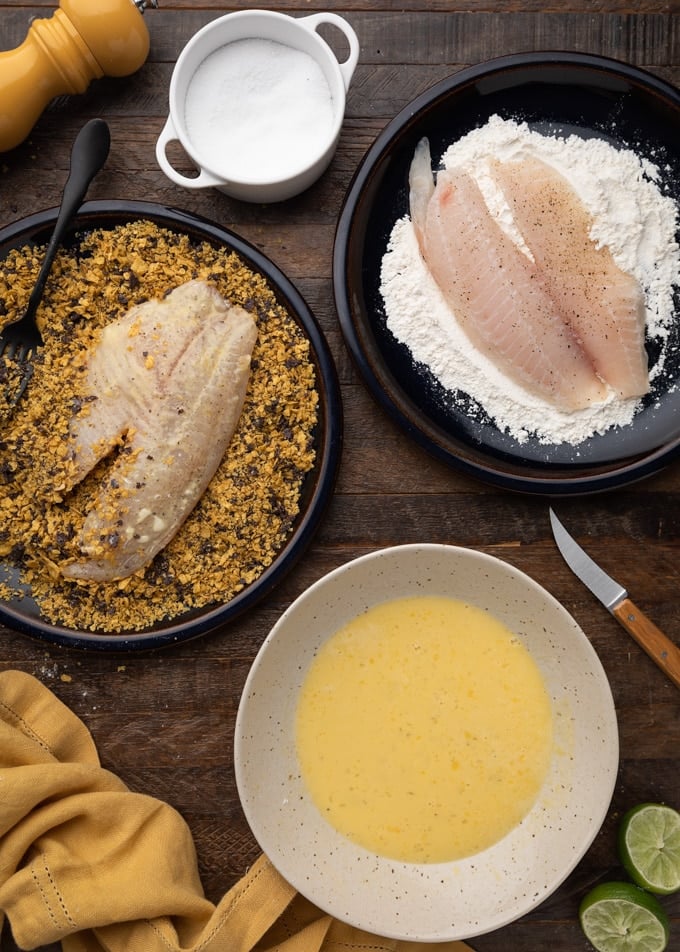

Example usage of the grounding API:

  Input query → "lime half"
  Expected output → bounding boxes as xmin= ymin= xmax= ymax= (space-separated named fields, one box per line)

xmin=618 ymin=803 xmax=680 ymax=895
xmin=579 ymin=882 xmax=670 ymax=952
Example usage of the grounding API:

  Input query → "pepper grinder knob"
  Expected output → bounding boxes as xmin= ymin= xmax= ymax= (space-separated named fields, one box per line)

xmin=0 ymin=0 xmax=153 ymax=153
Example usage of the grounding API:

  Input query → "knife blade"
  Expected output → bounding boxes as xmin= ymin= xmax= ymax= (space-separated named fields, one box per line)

xmin=549 ymin=508 xmax=680 ymax=689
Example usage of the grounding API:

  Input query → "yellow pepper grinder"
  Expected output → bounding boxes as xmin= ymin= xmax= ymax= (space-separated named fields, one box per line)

xmin=0 ymin=0 xmax=157 ymax=153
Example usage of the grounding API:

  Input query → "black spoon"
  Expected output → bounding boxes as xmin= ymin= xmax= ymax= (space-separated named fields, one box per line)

xmin=0 ymin=117 xmax=111 ymax=402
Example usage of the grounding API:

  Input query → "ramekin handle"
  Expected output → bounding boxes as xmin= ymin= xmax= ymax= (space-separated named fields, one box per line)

xmin=155 ymin=116 xmax=224 ymax=190
xmin=299 ymin=13 xmax=360 ymax=91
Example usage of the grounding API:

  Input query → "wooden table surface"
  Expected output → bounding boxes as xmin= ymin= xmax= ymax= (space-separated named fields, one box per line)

xmin=1 ymin=2 xmax=679 ymax=950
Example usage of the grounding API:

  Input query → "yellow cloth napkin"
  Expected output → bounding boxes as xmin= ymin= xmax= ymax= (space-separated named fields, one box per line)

xmin=0 ymin=670 xmax=475 ymax=952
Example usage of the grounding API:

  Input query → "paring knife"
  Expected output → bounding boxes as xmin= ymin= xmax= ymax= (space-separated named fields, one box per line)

xmin=549 ymin=508 xmax=680 ymax=689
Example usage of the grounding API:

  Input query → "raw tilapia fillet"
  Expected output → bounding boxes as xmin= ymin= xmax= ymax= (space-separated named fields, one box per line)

xmin=62 ymin=279 xmax=258 ymax=582
xmin=490 ymin=157 xmax=649 ymax=398
xmin=409 ymin=139 xmax=607 ymax=410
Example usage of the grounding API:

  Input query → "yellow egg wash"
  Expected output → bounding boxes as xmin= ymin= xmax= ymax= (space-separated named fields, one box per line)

xmin=295 ymin=595 xmax=553 ymax=863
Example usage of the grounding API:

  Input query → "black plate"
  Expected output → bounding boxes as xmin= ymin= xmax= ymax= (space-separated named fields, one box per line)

xmin=0 ymin=201 xmax=342 ymax=651
xmin=333 ymin=52 xmax=680 ymax=494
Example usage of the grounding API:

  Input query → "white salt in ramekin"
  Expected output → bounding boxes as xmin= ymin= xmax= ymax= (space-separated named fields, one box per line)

xmin=155 ymin=9 xmax=359 ymax=202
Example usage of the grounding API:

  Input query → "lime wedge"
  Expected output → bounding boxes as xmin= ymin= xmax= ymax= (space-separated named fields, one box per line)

xmin=618 ymin=803 xmax=680 ymax=895
xmin=579 ymin=882 xmax=670 ymax=952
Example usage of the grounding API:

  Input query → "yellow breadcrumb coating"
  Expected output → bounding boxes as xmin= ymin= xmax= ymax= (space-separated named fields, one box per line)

xmin=0 ymin=220 xmax=318 ymax=633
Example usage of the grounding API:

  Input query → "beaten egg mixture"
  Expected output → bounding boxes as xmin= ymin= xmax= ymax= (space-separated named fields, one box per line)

xmin=296 ymin=595 xmax=553 ymax=863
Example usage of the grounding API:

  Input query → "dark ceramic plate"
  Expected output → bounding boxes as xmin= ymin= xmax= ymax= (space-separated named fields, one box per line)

xmin=333 ymin=52 xmax=680 ymax=494
xmin=0 ymin=201 xmax=342 ymax=651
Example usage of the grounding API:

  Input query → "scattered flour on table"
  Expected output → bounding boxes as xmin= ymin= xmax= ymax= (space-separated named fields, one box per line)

xmin=380 ymin=115 xmax=680 ymax=445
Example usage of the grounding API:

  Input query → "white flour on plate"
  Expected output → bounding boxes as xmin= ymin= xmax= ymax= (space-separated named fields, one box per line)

xmin=380 ymin=115 xmax=680 ymax=445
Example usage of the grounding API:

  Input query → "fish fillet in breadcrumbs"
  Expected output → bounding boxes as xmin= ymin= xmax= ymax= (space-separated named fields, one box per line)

xmin=0 ymin=219 xmax=319 ymax=633
xmin=62 ymin=279 xmax=258 ymax=583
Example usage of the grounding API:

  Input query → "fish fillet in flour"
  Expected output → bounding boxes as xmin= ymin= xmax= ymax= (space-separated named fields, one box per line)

xmin=62 ymin=279 xmax=257 ymax=582
xmin=489 ymin=156 xmax=649 ymax=399
xmin=408 ymin=138 xmax=608 ymax=410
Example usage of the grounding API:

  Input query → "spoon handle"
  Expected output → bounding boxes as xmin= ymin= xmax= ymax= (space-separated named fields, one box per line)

xmin=25 ymin=118 xmax=111 ymax=320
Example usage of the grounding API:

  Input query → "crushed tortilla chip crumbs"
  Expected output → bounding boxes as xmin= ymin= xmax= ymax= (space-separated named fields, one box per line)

xmin=0 ymin=220 xmax=319 ymax=633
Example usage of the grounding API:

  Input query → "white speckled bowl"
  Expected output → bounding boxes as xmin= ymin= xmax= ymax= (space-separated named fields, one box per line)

xmin=234 ymin=544 xmax=618 ymax=942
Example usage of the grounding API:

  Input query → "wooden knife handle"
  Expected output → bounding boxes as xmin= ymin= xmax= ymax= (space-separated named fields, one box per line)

xmin=611 ymin=597 xmax=680 ymax=689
